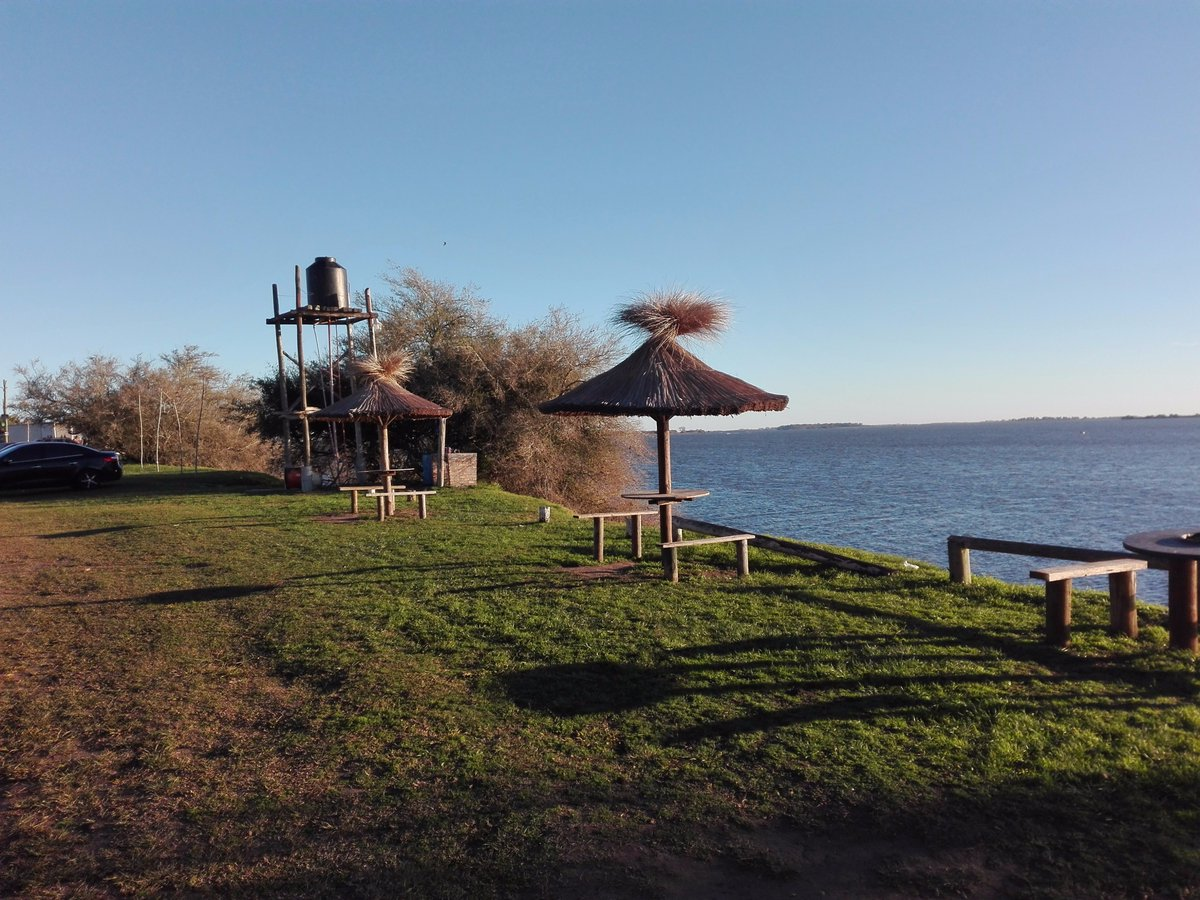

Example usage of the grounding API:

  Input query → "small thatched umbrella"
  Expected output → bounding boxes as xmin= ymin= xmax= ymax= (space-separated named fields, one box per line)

xmin=540 ymin=290 xmax=788 ymax=577
xmin=312 ymin=354 xmax=452 ymax=511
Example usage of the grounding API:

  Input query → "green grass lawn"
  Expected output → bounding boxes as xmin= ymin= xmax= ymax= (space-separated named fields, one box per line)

xmin=2 ymin=471 xmax=1198 ymax=898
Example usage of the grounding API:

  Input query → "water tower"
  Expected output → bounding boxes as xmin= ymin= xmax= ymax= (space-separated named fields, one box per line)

xmin=266 ymin=257 xmax=378 ymax=489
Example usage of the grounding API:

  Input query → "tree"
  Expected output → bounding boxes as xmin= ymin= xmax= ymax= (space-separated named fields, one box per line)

xmin=12 ymin=348 xmax=270 ymax=472
xmin=372 ymin=268 xmax=646 ymax=508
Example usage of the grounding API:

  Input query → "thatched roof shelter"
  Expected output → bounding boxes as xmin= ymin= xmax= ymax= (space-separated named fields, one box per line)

xmin=312 ymin=354 xmax=452 ymax=497
xmin=313 ymin=379 xmax=452 ymax=422
xmin=540 ymin=290 xmax=788 ymax=579
xmin=539 ymin=337 xmax=788 ymax=417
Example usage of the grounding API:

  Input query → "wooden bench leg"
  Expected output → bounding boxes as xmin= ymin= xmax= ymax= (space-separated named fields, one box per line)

xmin=417 ymin=494 xmax=428 ymax=519
xmin=629 ymin=515 xmax=643 ymax=561
xmin=735 ymin=539 xmax=750 ymax=577
xmin=593 ymin=517 xmax=605 ymax=562
xmin=1109 ymin=570 xmax=1138 ymax=638
xmin=376 ymin=496 xmax=387 ymax=522
xmin=1046 ymin=579 xmax=1072 ymax=647
xmin=349 ymin=492 xmax=359 ymax=514
xmin=948 ymin=540 xmax=972 ymax=585
xmin=663 ymin=546 xmax=679 ymax=583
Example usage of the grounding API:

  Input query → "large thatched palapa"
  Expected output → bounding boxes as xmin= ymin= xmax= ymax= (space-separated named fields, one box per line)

xmin=539 ymin=336 xmax=788 ymax=417
xmin=540 ymin=290 xmax=788 ymax=578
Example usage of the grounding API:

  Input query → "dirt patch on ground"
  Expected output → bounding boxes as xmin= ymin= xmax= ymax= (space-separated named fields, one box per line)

xmin=560 ymin=820 xmax=1012 ymax=899
xmin=312 ymin=513 xmax=363 ymax=525
xmin=561 ymin=562 xmax=639 ymax=580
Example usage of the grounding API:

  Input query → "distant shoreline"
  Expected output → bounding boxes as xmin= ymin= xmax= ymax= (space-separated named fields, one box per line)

xmin=669 ymin=413 xmax=1200 ymax=435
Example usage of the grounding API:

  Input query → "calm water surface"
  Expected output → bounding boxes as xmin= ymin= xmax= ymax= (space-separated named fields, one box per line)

xmin=645 ymin=418 xmax=1200 ymax=603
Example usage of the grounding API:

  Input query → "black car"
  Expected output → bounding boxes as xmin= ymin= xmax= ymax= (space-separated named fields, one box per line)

xmin=0 ymin=441 xmax=123 ymax=490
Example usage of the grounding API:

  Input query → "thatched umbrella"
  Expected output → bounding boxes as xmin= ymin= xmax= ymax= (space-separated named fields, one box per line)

xmin=540 ymin=290 xmax=788 ymax=577
xmin=312 ymin=354 xmax=452 ymax=511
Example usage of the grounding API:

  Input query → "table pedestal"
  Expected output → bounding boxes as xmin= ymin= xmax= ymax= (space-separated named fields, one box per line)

xmin=1167 ymin=559 xmax=1199 ymax=652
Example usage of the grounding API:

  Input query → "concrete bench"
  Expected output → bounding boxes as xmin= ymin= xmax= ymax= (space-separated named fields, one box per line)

xmin=1030 ymin=558 xmax=1148 ymax=647
xmin=662 ymin=533 xmax=755 ymax=578
xmin=574 ymin=511 xmax=653 ymax=562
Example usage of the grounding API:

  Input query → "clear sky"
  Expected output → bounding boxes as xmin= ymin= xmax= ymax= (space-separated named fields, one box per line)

xmin=3 ymin=1 xmax=1197 ymax=427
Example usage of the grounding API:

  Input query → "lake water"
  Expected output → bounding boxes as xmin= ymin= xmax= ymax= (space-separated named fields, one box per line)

xmin=644 ymin=417 xmax=1200 ymax=603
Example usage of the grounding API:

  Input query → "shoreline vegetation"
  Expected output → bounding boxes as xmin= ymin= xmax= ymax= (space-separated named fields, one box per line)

xmin=2 ymin=471 xmax=1198 ymax=897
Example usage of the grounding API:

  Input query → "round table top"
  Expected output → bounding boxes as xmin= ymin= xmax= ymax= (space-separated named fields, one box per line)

xmin=621 ymin=489 xmax=710 ymax=503
xmin=1123 ymin=529 xmax=1200 ymax=557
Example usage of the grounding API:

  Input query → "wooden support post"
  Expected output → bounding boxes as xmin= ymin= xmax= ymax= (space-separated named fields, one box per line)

xmin=349 ymin=491 xmax=359 ymax=514
xmin=629 ymin=515 xmax=643 ymax=561
xmin=663 ymin=545 xmax=679 ymax=583
xmin=379 ymin=422 xmax=395 ymax=517
xmin=656 ymin=415 xmax=678 ymax=583
xmin=364 ymin=287 xmax=379 ymax=358
xmin=437 ymin=417 xmax=447 ymax=487
xmin=948 ymin=538 xmax=971 ymax=585
xmin=1109 ymin=570 xmax=1138 ymax=638
xmin=1046 ymin=579 xmax=1071 ymax=648
xmin=1168 ymin=559 xmax=1199 ymax=652
xmin=594 ymin=517 xmax=606 ymax=563
xmin=736 ymin=539 xmax=750 ymax=577
xmin=417 ymin=493 xmax=428 ymax=519
xmin=295 ymin=266 xmax=312 ymax=471
xmin=345 ymin=319 xmax=366 ymax=477
xmin=271 ymin=285 xmax=292 ymax=470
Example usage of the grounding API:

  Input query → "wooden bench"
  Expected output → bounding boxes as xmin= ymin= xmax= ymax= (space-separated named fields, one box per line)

xmin=947 ymin=535 xmax=1160 ymax=584
xmin=1030 ymin=558 xmax=1148 ymax=647
xmin=662 ymin=533 xmax=755 ymax=578
xmin=365 ymin=489 xmax=435 ymax=521
xmin=338 ymin=484 xmax=386 ymax=515
xmin=574 ymin=511 xmax=652 ymax=562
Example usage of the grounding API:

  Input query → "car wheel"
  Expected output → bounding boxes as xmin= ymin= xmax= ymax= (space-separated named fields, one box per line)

xmin=76 ymin=470 xmax=103 ymax=490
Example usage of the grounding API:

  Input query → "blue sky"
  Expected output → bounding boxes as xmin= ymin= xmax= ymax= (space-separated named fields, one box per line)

xmin=3 ymin=1 xmax=1197 ymax=427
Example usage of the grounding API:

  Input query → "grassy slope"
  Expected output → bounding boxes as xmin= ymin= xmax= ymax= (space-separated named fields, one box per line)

xmin=1 ymin=472 xmax=1198 ymax=898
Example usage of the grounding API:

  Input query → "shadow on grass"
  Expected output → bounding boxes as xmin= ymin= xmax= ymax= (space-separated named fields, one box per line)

xmin=503 ymin=581 xmax=1197 ymax=744
xmin=38 ymin=514 xmax=277 ymax=540
xmin=40 ymin=524 xmax=150 ymax=538
xmin=0 ymin=583 xmax=278 ymax=612
xmin=3 ymin=754 xmax=1194 ymax=898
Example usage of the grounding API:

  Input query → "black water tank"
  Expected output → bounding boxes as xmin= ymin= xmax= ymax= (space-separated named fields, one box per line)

xmin=306 ymin=257 xmax=349 ymax=309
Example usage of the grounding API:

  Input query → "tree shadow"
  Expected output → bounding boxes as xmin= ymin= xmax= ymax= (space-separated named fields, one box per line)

xmin=0 ymin=583 xmax=278 ymax=612
xmin=502 ymin=575 xmax=1198 ymax=745
xmin=40 ymin=524 xmax=149 ymax=538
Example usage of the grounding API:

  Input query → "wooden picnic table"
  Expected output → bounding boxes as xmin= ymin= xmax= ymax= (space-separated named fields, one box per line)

xmin=1124 ymin=529 xmax=1200 ymax=652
